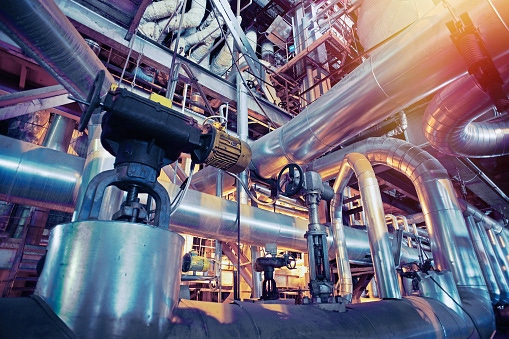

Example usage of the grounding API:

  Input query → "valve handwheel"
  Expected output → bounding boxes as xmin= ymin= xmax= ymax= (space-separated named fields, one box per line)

xmin=78 ymin=70 xmax=105 ymax=132
xmin=277 ymin=163 xmax=304 ymax=196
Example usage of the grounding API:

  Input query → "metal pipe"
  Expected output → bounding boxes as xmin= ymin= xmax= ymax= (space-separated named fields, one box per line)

xmin=476 ymin=219 xmax=509 ymax=304
xmin=331 ymin=153 xmax=401 ymax=301
xmin=168 ymin=296 xmax=474 ymax=338
xmin=248 ymin=0 xmax=509 ymax=179
xmin=42 ymin=115 xmax=75 ymax=153
xmin=0 ymin=0 xmax=114 ymax=101
xmin=423 ymin=58 xmax=509 ymax=157
xmin=464 ymin=215 xmax=501 ymax=304
xmin=308 ymin=137 xmax=490 ymax=318
xmin=458 ymin=198 xmax=504 ymax=233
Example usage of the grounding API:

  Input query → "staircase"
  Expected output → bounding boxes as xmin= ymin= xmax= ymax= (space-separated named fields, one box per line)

xmin=1 ymin=225 xmax=46 ymax=298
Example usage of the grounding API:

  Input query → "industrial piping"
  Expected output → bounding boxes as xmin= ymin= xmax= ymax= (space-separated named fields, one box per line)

xmin=423 ymin=62 xmax=509 ymax=157
xmin=331 ymin=153 xmax=401 ymax=301
xmin=248 ymin=0 xmax=509 ymax=179
xmin=308 ymin=137 xmax=494 ymax=334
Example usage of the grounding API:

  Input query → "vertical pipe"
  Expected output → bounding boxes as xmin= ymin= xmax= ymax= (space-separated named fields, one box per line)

xmin=332 ymin=152 xmax=401 ymax=300
xmin=215 ymin=170 xmax=224 ymax=303
xmin=478 ymin=222 xmax=509 ymax=304
xmin=42 ymin=115 xmax=76 ymax=153
xmin=464 ymin=216 xmax=500 ymax=304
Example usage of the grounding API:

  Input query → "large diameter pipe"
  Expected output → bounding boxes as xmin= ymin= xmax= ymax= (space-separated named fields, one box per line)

xmin=332 ymin=153 xmax=401 ymax=301
xmin=309 ymin=137 xmax=487 ymax=295
xmin=424 ymin=61 xmax=509 ymax=157
xmin=35 ymin=220 xmax=184 ymax=338
xmin=249 ymin=0 xmax=509 ymax=179
xmin=0 ymin=0 xmax=114 ymax=101
xmin=0 ymin=136 xmax=423 ymax=264
xmin=0 ymin=134 xmax=83 ymax=213
xmin=169 ymin=297 xmax=473 ymax=338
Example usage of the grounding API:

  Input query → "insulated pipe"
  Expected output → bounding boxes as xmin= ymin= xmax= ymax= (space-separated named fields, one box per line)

xmin=141 ymin=0 xmax=180 ymax=22
xmin=424 ymin=61 xmax=509 ymax=157
xmin=309 ymin=138 xmax=486 ymax=294
xmin=171 ymin=14 xmax=224 ymax=55
xmin=42 ymin=115 xmax=75 ymax=153
xmin=0 ymin=0 xmax=114 ymax=101
xmin=152 ymin=0 xmax=207 ymax=41
xmin=0 ymin=135 xmax=422 ymax=265
xmin=210 ymin=34 xmax=234 ymax=76
xmin=331 ymin=153 xmax=401 ymax=301
xmin=167 ymin=297 xmax=473 ymax=338
xmin=248 ymin=0 xmax=509 ymax=179
xmin=464 ymin=215 xmax=501 ymax=305
xmin=459 ymin=198 xmax=504 ymax=233
xmin=476 ymin=219 xmax=509 ymax=305
xmin=0 ymin=134 xmax=82 ymax=213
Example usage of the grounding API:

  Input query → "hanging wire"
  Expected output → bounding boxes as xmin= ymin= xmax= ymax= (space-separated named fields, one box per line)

xmin=170 ymin=162 xmax=196 ymax=216
xmin=118 ymin=29 xmax=138 ymax=86
xmin=225 ymin=171 xmax=277 ymax=206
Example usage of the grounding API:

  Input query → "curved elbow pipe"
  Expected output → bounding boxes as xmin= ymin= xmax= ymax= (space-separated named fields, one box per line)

xmin=332 ymin=153 xmax=401 ymax=301
xmin=423 ymin=62 xmax=509 ymax=157
xmin=249 ymin=0 xmax=509 ymax=179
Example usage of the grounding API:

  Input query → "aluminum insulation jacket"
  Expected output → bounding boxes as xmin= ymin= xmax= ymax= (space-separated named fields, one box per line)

xmin=309 ymin=137 xmax=486 ymax=292
xmin=0 ymin=135 xmax=421 ymax=265
xmin=423 ymin=61 xmax=509 ymax=157
xmin=0 ymin=0 xmax=114 ymax=100
xmin=248 ymin=0 xmax=509 ymax=179
xmin=331 ymin=153 xmax=400 ymax=301
xmin=169 ymin=297 xmax=473 ymax=338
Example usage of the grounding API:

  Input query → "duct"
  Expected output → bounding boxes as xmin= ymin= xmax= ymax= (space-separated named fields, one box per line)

xmin=464 ymin=215 xmax=501 ymax=304
xmin=0 ymin=0 xmax=114 ymax=101
xmin=331 ymin=153 xmax=401 ymax=301
xmin=249 ymin=0 xmax=509 ymax=179
xmin=423 ymin=61 xmax=509 ymax=157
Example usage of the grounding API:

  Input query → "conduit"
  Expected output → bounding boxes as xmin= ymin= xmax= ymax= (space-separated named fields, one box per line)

xmin=331 ymin=153 xmax=400 ymax=301
xmin=423 ymin=61 xmax=509 ymax=157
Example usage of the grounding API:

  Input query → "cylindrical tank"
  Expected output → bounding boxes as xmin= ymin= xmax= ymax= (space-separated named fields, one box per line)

xmin=35 ymin=220 xmax=184 ymax=338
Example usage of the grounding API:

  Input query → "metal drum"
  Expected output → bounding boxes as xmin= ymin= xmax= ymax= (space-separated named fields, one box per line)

xmin=35 ymin=220 xmax=184 ymax=338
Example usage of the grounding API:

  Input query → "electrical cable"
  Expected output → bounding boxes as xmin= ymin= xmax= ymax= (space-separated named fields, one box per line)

xmin=170 ymin=162 xmax=196 ymax=216
xmin=225 ymin=171 xmax=277 ymax=206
